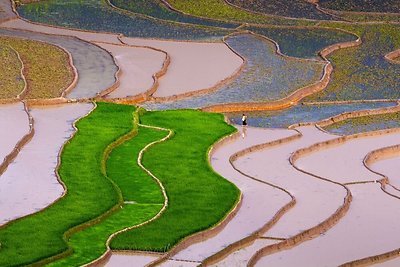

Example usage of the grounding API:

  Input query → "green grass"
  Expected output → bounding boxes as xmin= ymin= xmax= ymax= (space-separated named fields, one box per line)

xmin=0 ymin=36 xmax=74 ymax=99
xmin=0 ymin=102 xmax=134 ymax=266
xmin=0 ymin=44 xmax=25 ymax=98
xmin=166 ymin=0 xmax=315 ymax=26
xmin=110 ymin=109 xmax=240 ymax=252
xmin=47 ymin=122 xmax=166 ymax=266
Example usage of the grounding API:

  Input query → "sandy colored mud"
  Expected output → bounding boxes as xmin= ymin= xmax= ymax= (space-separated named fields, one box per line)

xmin=0 ymin=103 xmax=29 ymax=166
xmin=255 ymin=183 xmax=400 ymax=266
xmin=296 ymin=132 xmax=400 ymax=184
xmin=1 ymin=18 xmax=121 ymax=44
xmin=95 ymin=42 xmax=165 ymax=99
xmin=0 ymin=103 xmax=93 ymax=226
xmin=121 ymin=37 xmax=243 ymax=99
xmin=233 ymin=126 xmax=344 ymax=239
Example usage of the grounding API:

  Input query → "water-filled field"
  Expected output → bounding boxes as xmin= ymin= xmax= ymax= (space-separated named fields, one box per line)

xmin=226 ymin=0 xmax=337 ymax=20
xmin=143 ymin=34 xmax=324 ymax=110
xmin=226 ymin=102 xmax=396 ymax=128
xmin=247 ymin=26 xmax=358 ymax=59
xmin=17 ymin=0 xmax=230 ymax=40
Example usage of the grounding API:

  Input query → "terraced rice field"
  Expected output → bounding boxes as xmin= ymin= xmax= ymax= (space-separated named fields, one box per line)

xmin=0 ymin=44 xmax=24 ymax=98
xmin=0 ymin=35 xmax=74 ymax=99
xmin=325 ymin=111 xmax=400 ymax=135
xmin=16 ymin=0 xmax=231 ymax=40
xmin=226 ymin=0 xmax=337 ymax=20
xmin=1 ymin=0 xmax=400 ymax=266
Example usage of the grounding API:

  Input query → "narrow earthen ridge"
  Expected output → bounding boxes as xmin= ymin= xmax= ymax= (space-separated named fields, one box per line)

xmin=85 ymin=120 xmax=172 ymax=267
xmin=385 ymin=49 xmax=400 ymax=64
xmin=288 ymin=101 xmax=400 ymax=129
xmin=9 ymin=44 xmax=28 ymax=99
xmin=60 ymin=44 xmax=79 ymax=98
xmin=199 ymin=131 xmax=301 ymax=266
xmin=144 ymin=32 xmax=246 ymax=103
xmin=340 ymin=248 xmax=400 ymax=266
xmin=0 ymin=53 xmax=33 ymax=176
xmin=302 ymin=99 xmax=398 ymax=105
xmin=146 ymin=130 xmax=244 ymax=267
xmin=0 ymin=101 xmax=34 ymax=177
xmin=201 ymin=31 xmax=361 ymax=113
xmin=248 ymin=128 xmax=353 ymax=266
xmin=97 ymin=38 xmax=171 ymax=104
xmin=0 ymin=102 xmax=96 ymax=265
xmin=363 ymin=144 xmax=400 ymax=199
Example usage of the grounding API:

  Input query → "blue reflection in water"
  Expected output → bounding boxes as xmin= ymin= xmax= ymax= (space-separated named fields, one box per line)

xmin=226 ymin=102 xmax=396 ymax=128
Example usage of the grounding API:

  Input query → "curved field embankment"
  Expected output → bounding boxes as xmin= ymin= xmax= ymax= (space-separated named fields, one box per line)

xmin=385 ymin=48 xmax=400 ymax=63
xmin=323 ymin=110 xmax=400 ymax=135
xmin=252 ymin=128 xmax=400 ymax=266
xmin=0 ymin=102 xmax=31 ymax=176
xmin=206 ymin=125 xmax=350 ymax=266
xmin=0 ymin=35 xmax=75 ymax=99
xmin=0 ymin=104 xmax=93 ymax=227
xmin=150 ymin=126 xmax=295 ymax=266
xmin=364 ymin=144 xmax=400 ymax=199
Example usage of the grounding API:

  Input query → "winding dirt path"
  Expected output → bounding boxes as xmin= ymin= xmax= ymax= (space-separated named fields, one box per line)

xmin=0 ymin=103 xmax=93 ymax=226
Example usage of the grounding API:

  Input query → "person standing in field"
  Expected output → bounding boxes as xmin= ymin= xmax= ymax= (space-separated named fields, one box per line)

xmin=242 ymin=113 xmax=247 ymax=126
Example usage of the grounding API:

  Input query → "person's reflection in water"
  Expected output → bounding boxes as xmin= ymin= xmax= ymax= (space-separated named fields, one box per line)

xmin=241 ymin=125 xmax=247 ymax=139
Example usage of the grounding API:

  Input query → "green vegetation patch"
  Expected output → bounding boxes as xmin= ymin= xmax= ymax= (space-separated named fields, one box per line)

xmin=0 ymin=36 xmax=74 ymax=99
xmin=324 ymin=111 xmax=400 ymax=135
xmin=0 ymin=103 xmax=134 ymax=266
xmin=48 ymin=125 xmax=166 ymax=266
xmin=0 ymin=44 xmax=25 ymax=98
xmin=166 ymin=0 xmax=315 ymax=26
xmin=111 ymin=109 xmax=241 ymax=252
